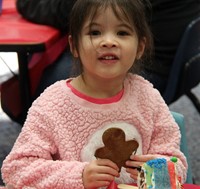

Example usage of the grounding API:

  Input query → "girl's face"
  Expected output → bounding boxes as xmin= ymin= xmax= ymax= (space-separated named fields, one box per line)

xmin=69 ymin=6 xmax=146 ymax=81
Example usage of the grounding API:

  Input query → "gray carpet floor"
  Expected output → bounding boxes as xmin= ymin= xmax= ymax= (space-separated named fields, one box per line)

xmin=0 ymin=83 xmax=200 ymax=186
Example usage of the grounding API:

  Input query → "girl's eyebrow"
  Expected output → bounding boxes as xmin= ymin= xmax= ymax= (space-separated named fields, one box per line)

xmin=117 ymin=23 xmax=134 ymax=31
xmin=86 ymin=22 xmax=100 ymax=28
xmin=84 ymin=22 xmax=133 ymax=31
xmin=82 ymin=22 xmax=100 ymax=31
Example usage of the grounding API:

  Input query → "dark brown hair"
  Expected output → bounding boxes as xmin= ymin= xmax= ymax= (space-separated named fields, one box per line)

xmin=69 ymin=0 xmax=153 ymax=75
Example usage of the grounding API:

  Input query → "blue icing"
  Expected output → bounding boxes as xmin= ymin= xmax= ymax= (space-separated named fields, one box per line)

xmin=146 ymin=158 xmax=171 ymax=188
xmin=146 ymin=158 xmax=167 ymax=169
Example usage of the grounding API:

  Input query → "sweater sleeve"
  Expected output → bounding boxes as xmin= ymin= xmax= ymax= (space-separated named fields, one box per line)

xmin=1 ymin=105 xmax=88 ymax=188
xmin=16 ymin=0 xmax=76 ymax=33
xmin=147 ymin=91 xmax=188 ymax=183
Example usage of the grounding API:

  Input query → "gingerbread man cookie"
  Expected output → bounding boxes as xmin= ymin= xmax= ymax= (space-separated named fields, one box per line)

xmin=95 ymin=127 xmax=139 ymax=171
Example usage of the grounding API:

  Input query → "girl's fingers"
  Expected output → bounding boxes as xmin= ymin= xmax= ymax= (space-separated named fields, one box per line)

xmin=130 ymin=154 xmax=166 ymax=161
xmin=96 ymin=165 xmax=120 ymax=177
xmin=126 ymin=167 xmax=138 ymax=175
xmin=126 ymin=154 xmax=166 ymax=169
xmin=97 ymin=159 xmax=119 ymax=171
xmin=125 ymin=160 xmax=142 ymax=168
xmin=95 ymin=173 xmax=117 ymax=181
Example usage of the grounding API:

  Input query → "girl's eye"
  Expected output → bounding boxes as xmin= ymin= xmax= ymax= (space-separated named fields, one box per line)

xmin=117 ymin=31 xmax=129 ymax=36
xmin=89 ymin=30 xmax=101 ymax=36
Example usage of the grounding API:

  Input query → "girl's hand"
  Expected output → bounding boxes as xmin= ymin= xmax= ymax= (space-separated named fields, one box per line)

xmin=83 ymin=159 xmax=120 ymax=189
xmin=125 ymin=154 xmax=166 ymax=180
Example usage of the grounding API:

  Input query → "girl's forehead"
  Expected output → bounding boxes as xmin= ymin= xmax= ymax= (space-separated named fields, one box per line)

xmin=86 ymin=5 xmax=132 ymax=25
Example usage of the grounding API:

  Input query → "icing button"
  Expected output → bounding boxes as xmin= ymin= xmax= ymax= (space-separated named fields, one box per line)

xmin=171 ymin=156 xmax=178 ymax=163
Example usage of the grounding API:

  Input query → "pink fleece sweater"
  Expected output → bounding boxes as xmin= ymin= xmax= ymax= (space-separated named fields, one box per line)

xmin=1 ymin=74 xmax=187 ymax=188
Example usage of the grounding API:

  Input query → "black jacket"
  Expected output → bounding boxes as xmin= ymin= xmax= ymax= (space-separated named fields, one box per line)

xmin=16 ymin=0 xmax=76 ymax=33
xmin=149 ymin=0 xmax=200 ymax=74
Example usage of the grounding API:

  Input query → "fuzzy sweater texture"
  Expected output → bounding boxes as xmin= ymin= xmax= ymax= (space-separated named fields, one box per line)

xmin=1 ymin=74 xmax=187 ymax=188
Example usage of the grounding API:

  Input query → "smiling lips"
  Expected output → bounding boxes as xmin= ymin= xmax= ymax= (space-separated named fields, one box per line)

xmin=99 ymin=54 xmax=119 ymax=64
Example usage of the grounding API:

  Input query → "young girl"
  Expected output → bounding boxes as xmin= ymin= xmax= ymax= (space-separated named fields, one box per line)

xmin=1 ymin=0 xmax=187 ymax=188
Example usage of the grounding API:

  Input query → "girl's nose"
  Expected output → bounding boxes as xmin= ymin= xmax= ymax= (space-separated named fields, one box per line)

xmin=100 ymin=35 xmax=118 ymax=48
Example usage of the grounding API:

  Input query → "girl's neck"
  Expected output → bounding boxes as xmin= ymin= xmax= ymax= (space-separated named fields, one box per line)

xmin=71 ymin=74 xmax=125 ymax=99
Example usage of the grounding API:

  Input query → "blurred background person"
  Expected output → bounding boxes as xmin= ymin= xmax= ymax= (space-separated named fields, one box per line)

xmin=145 ymin=0 xmax=200 ymax=95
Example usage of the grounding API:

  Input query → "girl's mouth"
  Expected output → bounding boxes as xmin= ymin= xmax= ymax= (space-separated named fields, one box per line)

xmin=98 ymin=55 xmax=119 ymax=64
xmin=99 ymin=55 xmax=118 ymax=60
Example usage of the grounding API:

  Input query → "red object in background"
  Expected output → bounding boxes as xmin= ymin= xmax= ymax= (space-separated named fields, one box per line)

xmin=0 ymin=0 xmax=68 ymax=124
xmin=0 ymin=0 xmax=60 ymax=46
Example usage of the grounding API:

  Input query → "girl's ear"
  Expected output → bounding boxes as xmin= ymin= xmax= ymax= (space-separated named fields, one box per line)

xmin=136 ymin=37 xmax=146 ymax=59
xmin=68 ymin=35 xmax=78 ymax=58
